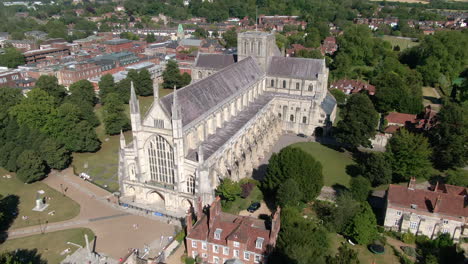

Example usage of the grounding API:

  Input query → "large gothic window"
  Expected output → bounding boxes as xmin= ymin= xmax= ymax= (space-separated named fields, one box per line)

xmin=283 ymin=80 xmax=287 ymax=88
xmin=257 ymin=42 xmax=261 ymax=55
xmin=147 ymin=135 xmax=175 ymax=184
xmin=270 ymin=79 xmax=274 ymax=87
xmin=244 ymin=41 xmax=248 ymax=54
xmin=187 ymin=176 xmax=195 ymax=194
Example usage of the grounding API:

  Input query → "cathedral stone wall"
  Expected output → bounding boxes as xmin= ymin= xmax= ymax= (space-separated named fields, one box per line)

xmin=117 ymin=31 xmax=336 ymax=219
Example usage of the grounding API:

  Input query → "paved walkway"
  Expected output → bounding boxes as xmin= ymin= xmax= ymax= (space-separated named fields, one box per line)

xmin=7 ymin=168 xmax=175 ymax=260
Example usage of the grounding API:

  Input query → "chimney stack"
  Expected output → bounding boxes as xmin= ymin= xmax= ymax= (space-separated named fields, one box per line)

xmin=408 ymin=177 xmax=416 ymax=190
xmin=434 ymin=195 xmax=442 ymax=213
xmin=186 ymin=210 xmax=193 ymax=235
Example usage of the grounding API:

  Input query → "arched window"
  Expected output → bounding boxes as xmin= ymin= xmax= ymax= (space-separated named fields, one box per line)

xmin=147 ymin=135 xmax=175 ymax=184
xmin=257 ymin=41 xmax=261 ymax=55
xmin=187 ymin=176 xmax=195 ymax=194
xmin=244 ymin=41 xmax=248 ymax=54
xmin=270 ymin=79 xmax=274 ymax=87
xmin=308 ymin=84 xmax=313 ymax=91
xmin=303 ymin=116 xmax=307 ymax=124
xmin=278 ymin=113 xmax=281 ymax=118
xmin=198 ymin=71 xmax=202 ymax=79
xmin=251 ymin=41 xmax=254 ymax=53
xmin=296 ymin=83 xmax=300 ymax=90
xmin=290 ymin=115 xmax=294 ymax=122
xmin=283 ymin=80 xmax=287 ymax=88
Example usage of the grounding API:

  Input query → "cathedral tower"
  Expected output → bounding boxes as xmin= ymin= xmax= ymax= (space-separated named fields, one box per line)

xmin=237 ymin=31 xmax=281 ymax=71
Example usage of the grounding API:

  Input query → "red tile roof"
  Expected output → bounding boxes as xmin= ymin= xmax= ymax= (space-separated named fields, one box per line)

xmin=330 ymin=79 xmax=375 ymax=95
xmin=387 ymin=184 xmax=468 ymax=218
xmin=385 ymin=112 xmax=417 ymax=125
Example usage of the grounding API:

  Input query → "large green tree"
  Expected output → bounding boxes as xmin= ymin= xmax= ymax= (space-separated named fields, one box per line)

xmin=350 ymin=176 xmax=371 ymax=202
xmin=222 ymin=27 xmax=237 ymax=48
xmin=263 ymin=146 xmax=323 ymax=202
xmin=445 ymin=169 xmax=468 ymax=187
xmin=326 ymin=244 xmax=360 ymax=264
xmin=98 ymin=74 xmax=116 ymax=103
xmin=0 ymin=47 xmax=25 ymax=68
xmin=162 ymin=60 xmax=189 ymax=89
xmin=272 ymin=207 xmax=330 ymax=264
xmin=357 ymin=152 xmax=392 ymax=186
xmin=215 ymin=178 xmax=241 ymax=202
xmin=67 ymin=80 xmax=97 ymax=107
xmin=16 ymin=150 xmax=46 ymax=183
xmin=335 ymin=93 xmax=379 ymax=148
xmin=9 ymin=89 xmax=56 ymax=130
xmin=429 ymin=102 xmax=468 ymax=169
xmin=35 ymin=75 xmax=67 ymax=103
xmin=103 ymin=93 xmax=130 ymax=135
xmin=344 ymin=202 xmax=377 ymax=245
xmin=0 ymin=87 xmax=22 ymax=121
xmin=128 ymin=69 xmax=153 ymax=96
xmin=40 ymin=138 xmax=71 ymax=170
xmin=276 ymin=178 xmax=302 ymax=208
xmin=386 ymin=129 xmax=431 ymax=182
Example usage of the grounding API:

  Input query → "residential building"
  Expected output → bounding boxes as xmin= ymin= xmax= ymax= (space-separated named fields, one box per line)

xmin=186 ymin=197 xmax=280 ymax=264
xmin=103 ymin=39 xmax=134 ymax=53
xmin=330 ymin=79 xmax=376 ymax=96
xmin=23 ymin=47 xmax=71 ymax=64
xmin=0 ymin=68 xmax=22 ymax=87
xmin=384 ymin=178 xmax=468 ymax=242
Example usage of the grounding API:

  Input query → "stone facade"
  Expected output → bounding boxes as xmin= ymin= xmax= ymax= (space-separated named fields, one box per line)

xmin=118 ymin=31 xmax=336 ymax=218
xmin=384 ymin=180 xmax=468 ymax=242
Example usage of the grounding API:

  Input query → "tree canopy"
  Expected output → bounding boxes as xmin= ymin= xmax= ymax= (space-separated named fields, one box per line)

xmin=263 ymin=146 xmax=323 ymax=203
xmin=344 ymin=202 xmax=377 ymax=245
xmin=386 ymin=129 xmax=431 ymax=182
xmin=429 ymin=101 xmax=468 ymax=169
xmin=335 ymin=93 xmax=379 ymax=148
xmin=162 ymin=60 xmax=191 ymax=89
xmin=0 ymin=47 xmax=25 ymax=68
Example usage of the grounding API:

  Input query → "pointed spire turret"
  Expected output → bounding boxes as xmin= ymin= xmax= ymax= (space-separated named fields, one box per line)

xmin=130 ymin=81 xmax=140 ymax=114
xmin=153 ymin=80 xmax=159 ymax=99
xmin=172 ymin=85 xmax=181 ymax=120
xmin=197 ymin=145 xmax=204 ymax=165
xmin=120 ymin=130 xmax=126 ymax=149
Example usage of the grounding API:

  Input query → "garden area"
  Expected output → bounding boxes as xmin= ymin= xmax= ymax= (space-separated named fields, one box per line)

xmin=291 ymin=142 xmax=354 ymax=187
xmin=0 ymin=168 xmax=80 ymax=230
xmin=379 ymin=35 xmax=419 ymax=50
xmin=0 ymin=228 xmax=94 ymax=264
xmin=72 ymin=88 xmax=173 ymax=193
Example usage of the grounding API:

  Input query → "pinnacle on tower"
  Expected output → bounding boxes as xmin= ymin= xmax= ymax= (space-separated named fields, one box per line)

xmin=129 ymin=81 xmax=140 ymax=114
xmin=153 ymin=80 xmax=159 ymax=99
xmin=120 ymin=130 xmax=126 ymax=149
xmin=197 ymin=144 xmax=204 ymax=164
xmin=172 ymin=85 xmax=181 ymax=120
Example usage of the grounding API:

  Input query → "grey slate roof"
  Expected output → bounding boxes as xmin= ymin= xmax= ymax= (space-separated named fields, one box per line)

xmin=194 ymin=53 xmax=237 ymax=70
xmin=180 ymin=38 xmax=203 ymax=47
xmin=160 ymin=57 xmax=263 ymax=127
xmin=321 ymin=93 xmax=337 ymax=115
xmin=267 ymin=56 xmax=324 ymax=79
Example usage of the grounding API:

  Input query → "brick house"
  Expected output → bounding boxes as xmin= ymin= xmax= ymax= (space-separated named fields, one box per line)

xmin=186 ymin=198 xmax=280 ymax=264
xmin=0 ymin=69 xmax=22 ymax=87
xmin=103 ymin=39 xmax=133 ymax=53
xmin=384 ymin=178 xmax=468 ymax=242
xmin=23 ymin=47 xmax=71 ymax=64
xmin=330 ymin=79 xmax=376 ymax=96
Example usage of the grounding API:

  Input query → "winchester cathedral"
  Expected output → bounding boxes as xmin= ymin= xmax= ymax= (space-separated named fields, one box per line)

xmin=118 ymin=31 xmax=336 ymax=218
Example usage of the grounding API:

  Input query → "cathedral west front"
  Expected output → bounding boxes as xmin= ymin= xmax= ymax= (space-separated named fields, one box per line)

xmin=117 ymin=31 xmax=336 ymax=218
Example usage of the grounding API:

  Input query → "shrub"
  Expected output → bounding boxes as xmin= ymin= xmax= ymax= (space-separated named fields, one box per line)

xmin=185 ymin=257 xmax=195 ymax=264
xmin=402 ymin=246 xmax=416 ymax=257
xmin=402 ymin=232 xmax=416 ymax=244
xmin=240 ymin=182 xmax=255 ymax=198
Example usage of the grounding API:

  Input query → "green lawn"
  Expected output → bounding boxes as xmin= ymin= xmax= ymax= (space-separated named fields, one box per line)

xmin=0 ymin=169 xmax=80 ymax=230
xmin=72 ymin=88 xmax=173 ymax=193
xmin=379 ymin=35 xmax=419 ymax=50
xmin=0 ymin=228 xmax=94 ymax=264
xmin=329 ymin=233 xmax=399 ymax=264
xmin=291 ymin=142 xmax=354 ymax=187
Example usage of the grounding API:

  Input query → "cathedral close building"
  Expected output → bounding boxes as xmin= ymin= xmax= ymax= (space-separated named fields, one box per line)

xmin=118 ymin=31 xmax=337 ymax=218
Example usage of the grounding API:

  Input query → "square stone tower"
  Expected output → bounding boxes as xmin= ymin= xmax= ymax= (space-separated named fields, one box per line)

xmin=237 ymin=31 xmax=281 ymax=72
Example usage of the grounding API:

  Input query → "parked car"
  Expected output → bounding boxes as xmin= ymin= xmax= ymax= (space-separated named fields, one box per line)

xmin=247 ymin=202 xmax=261 ymax=213
xmin=297 ymin=133 xmax=307 ymax=138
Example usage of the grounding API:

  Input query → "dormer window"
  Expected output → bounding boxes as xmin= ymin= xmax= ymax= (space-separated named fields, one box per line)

xmin=234 ymin=241 xmax=240 ymax=248
xmin=255 ymin=237 xmax=264 ymax=249
xmin=214 ymin=228 xmax=222 ymax=240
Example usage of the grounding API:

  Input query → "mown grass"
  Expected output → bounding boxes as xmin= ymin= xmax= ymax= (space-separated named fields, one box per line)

xmin=0 ymin=228 xmax=94 ymax=264
xmin=380 ymin=35 xmax=419 ymax=50
xmin=291 ymin=142 xmax=354 ymax=187
xmin=0 ymin=168 xmax=80 ymax=229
